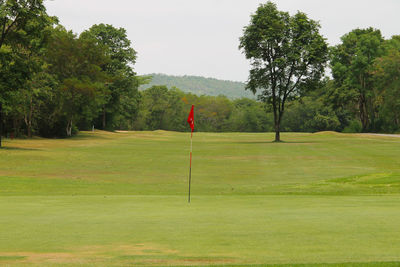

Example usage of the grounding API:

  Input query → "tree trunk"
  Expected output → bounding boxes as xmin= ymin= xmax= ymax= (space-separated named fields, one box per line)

xmin=274 ymin=123 xmax=281 ymax=142
xmin=102 ymin=105 xmax=106 ymax=130
xmin=275 ymin=129 xmax=280 ymax=142
xmin=13 ymin=118 xmax=18 ymax=138
xmin=24 ymin=115 xmax=32 ymax=138
xmin=28 ymin=97 xmax=33 ymax=138
xmin=27 ymin=123 xmax=32 ymax=138
xmin=66 ymin=119 xmax=72 ymax=137
xmin=359 ymin=96 xmax=369 ymax=132
xmin=0 ymin=102 xmax=2 ymax=148
xmin=272 ymin=92 xmax=281 ymax=142
xmin=273 ymin=100 xmax=283 ymax=142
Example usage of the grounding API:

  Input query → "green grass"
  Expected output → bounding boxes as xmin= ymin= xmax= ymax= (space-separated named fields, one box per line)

xmin=1 ymin=131 xmax=400 ymax=266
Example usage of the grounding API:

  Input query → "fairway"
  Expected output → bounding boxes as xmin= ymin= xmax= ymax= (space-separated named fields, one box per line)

xmin=1 ymin=131 xmax=400 ymax=266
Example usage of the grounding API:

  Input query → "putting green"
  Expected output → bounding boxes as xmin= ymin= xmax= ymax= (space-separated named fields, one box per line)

xmin=1 ymin=131 xmax=400 ymax=266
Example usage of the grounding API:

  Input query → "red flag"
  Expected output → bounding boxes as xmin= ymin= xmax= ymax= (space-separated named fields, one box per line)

xmin=187 ymin=105 xmax=194 ymax=203
xmin=187 ymin=105 xmax=194 ymax=132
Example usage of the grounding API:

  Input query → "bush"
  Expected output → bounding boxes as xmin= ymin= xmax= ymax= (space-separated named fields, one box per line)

xmin=342 ymin=120 xmax=363 ymax=133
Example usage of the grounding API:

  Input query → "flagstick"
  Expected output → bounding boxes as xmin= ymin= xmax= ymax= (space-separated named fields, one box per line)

xmin=188 ymin=131 xmax=192 ymax=203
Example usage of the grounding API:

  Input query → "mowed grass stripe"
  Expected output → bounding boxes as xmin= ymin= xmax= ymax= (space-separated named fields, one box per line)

xmin=1 ymin=131 xmax=400 ymax=195
xmin=1 ymin=195 xmax=400 ymax=266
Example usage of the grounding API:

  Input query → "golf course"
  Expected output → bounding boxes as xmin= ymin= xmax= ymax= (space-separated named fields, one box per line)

xmin=1 ymin=131 xmax=400 ymax=266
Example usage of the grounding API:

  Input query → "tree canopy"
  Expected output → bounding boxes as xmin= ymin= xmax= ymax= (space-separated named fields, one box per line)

xmin=330 ymin=28 xmax=385 ymax=131
xmin=0 ymin=0 xmax=55 ymax=146
xmin=2 ymin=1 xmax=400 ymax=145
xmin=239 ymin=1 xmax=328 ymax=141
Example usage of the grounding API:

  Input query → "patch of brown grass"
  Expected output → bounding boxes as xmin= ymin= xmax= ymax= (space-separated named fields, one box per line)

xmin=0 ymin=243 xmax=239 ymax=266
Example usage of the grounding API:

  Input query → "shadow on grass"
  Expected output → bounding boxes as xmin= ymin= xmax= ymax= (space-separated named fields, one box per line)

xmin=232 ymin=141 xmax=319 ymax=145
xmin=0 ymin=256 xmax=26 ymax=261
xmin=0 ymin=132 xmax=111 ymax=144
xmin=0 ymin=146 xmax=41 ymax=151
xmin=168 ymin=262 xmax=400 ymax=267
xmin=69 ymin=133 xmax=111 ymax=141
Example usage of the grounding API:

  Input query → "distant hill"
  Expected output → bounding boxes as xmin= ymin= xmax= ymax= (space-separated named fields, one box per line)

xmin=139 ymin=73 xmax=256 ymax=99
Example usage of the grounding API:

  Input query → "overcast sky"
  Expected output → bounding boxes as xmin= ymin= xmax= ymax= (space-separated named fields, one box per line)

xmin=45 ymin=0 xmax=400 ymax=82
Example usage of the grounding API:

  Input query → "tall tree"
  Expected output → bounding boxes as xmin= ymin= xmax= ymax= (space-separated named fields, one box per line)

xmin=45 ymin=27 xmax=109 ymax=136
xmin=0 ymin=0 xmax=53 ymax=146
xmin=330 ymin=28 xmax=384 ymax=131
xmin=239 ymin=1 xmax=328 ymax=141
xmin=82 ymin=24 xmax=139 ymax=130
xmin=372 ymin=36 xmax=400 ymax=132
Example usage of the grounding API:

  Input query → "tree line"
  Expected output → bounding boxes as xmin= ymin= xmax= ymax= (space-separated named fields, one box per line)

xmin=0 ymin=0 xmax=141 ymax=146
xmin=1 ymin=1 xmax=400 ymax=146
xmin=239 ymin=2 xmax=400 ymax=141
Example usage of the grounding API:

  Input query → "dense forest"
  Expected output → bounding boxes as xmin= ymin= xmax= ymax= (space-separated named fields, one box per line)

xmin=140 ymin=74 xmax=255 ymax=99
xmin=1 ymin=1 xmax=400 ymax=145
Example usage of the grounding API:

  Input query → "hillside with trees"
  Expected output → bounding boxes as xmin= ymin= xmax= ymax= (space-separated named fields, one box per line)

xmin=140 ymin=73 xmax=255 ymax=99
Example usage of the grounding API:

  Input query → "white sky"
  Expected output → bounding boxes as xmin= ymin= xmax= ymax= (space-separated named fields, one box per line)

xmin=45 ymin=0 xmax=400 ymax=82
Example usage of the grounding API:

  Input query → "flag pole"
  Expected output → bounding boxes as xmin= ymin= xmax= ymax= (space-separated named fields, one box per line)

xmin=187 ymin=105 xmax=194 ymax=203
xmin=188 ymin=131 xmax=192 ymax=203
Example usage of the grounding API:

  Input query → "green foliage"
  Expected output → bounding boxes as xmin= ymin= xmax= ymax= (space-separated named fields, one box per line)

xmin=83 ymin=24 xmax=140 ymax=130
xmin=44 ymin=27 xmax=109 ymax=136
xmin=134 ymin=86 xmax=270 ymax=132
xmin=0 ymin=0 xmax=55 ymax=146
xmin=372 ymin=36 xmax=400 ymax=132
xmin=1 ymin=21 xmax=141 ymax=139
xmin=140 ymin=85 xmax=178 ymax=130
xmin=82 ymin=23 xmax=136 ymax=74
xmin=342 ymin=120 xmax=363 ymax=133
xmin=282 ymin=96 xmax=340 ymax=132
xmin=239 ymin=1 xmax=328 ymax=141
xmin=330 ymin=28 xmax=385 ymax=131
xmin=228 ymin=98 xmax=272 ymax=132
xmin=3 ymin=1 xmax=400 ymax=140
